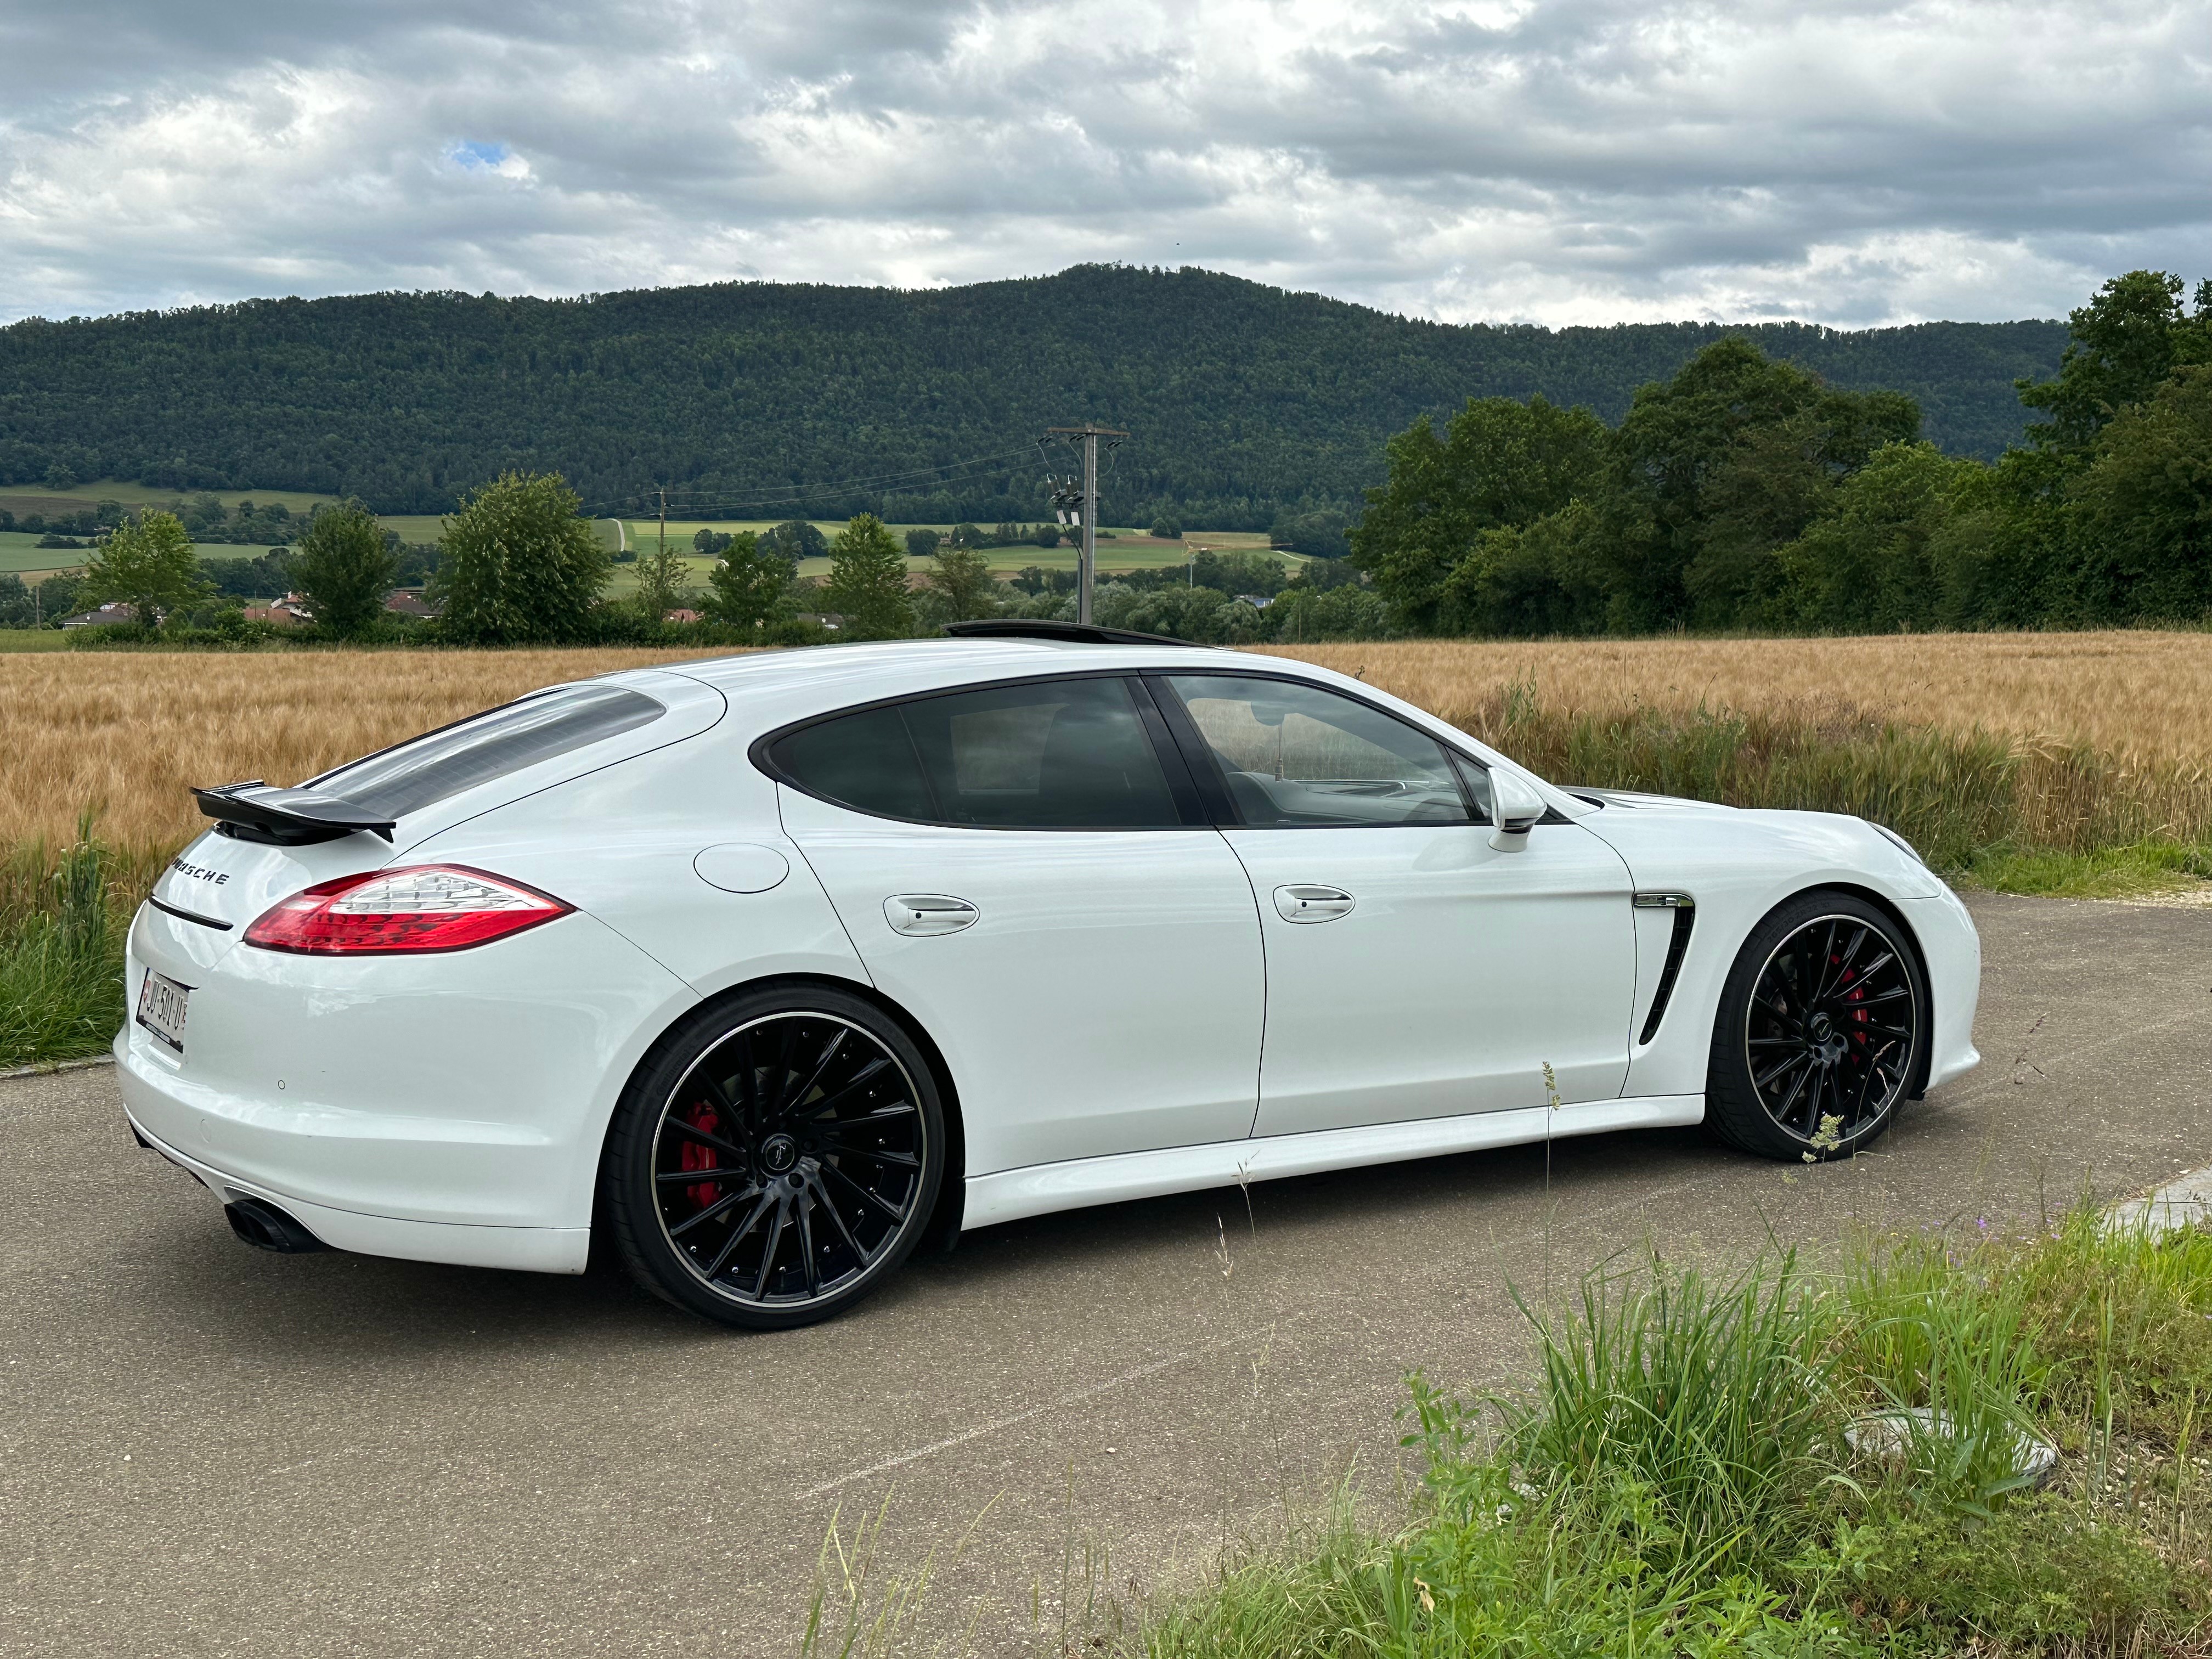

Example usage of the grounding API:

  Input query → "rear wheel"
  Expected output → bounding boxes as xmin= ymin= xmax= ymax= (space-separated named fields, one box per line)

xmin=602 ymin=986 xmax=945 ymax=1330
xmin=1705 ymin=892 xmax=1928 ymax=1161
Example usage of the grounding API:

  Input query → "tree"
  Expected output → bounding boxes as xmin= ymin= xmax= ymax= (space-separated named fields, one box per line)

xmin=1768 ymin=442 xmax=1976 ymax=633
xmin=2070 ymin=364 xmax=2212 ymax=620
xmin=432 ymin=471 xmax=608 ymax=644
xmin=631 ymin=538 xmax=694 ymax=623
xmin=1150 ymin=516 xmax=1182 ymax=539
xmin=760 ymin=520 xmax=830 ymax=562
xmin=821 ymin=514 xmax=913 ymax=639
xmin=44 ymin=463 xmax=76 ymax=492
xmin=80 ymin=510 xmax=207 ymax=627
xmin=2018 ymin=271 xmax=2212 ymax=454
xmin=924 ymin=543 xmax=997 ymax=620
xmin=289 ymin=500 xmax=398 ymax=638
xmin=1350 ymin=395 xmax=1605 ymax=631
xmin=704 ymin=532 xmax=797 ymax=632
xmin=904 ymin=527 xmax=941 ymax=557
xmin=1593 ymin=341 xmax=1918 ymax=630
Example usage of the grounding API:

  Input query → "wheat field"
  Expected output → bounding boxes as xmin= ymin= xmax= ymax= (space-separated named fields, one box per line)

xmin=2 ymin=631 xmax=2207 ymax=860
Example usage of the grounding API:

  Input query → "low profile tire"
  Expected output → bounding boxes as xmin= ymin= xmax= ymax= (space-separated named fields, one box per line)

xmin=602 ymin=986 xmax=946 ymax=1330
xmin=1705 ymin=891 xmax=1929 ymax=1162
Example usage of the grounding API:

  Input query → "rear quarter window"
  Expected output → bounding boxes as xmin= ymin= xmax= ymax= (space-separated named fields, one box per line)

xmin=312 ymin=684 xmax=665 ymax=820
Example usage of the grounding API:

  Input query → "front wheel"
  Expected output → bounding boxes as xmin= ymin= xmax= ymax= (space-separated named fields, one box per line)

xmin=602 ymin=986 xmax=946 ymax=1330
xmin=1705 ymin=892 xmax=1928 ymax=1161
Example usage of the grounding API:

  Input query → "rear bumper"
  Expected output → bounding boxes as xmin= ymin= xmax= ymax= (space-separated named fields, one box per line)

xmin=122 ymin=1102 xmax=591 ymax=1273
xmin=119 ymin=896 xmax=698 ymax=1266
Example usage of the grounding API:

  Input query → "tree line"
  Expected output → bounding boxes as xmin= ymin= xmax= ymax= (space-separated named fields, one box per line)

xmin=1348 ymin=271 xmax=2212 ymax=635
xmin=0 ymin=266 xmax=2064 ymax=527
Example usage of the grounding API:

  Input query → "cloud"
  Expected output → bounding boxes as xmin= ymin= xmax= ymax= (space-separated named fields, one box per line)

xmin=0 ymin=0 xmax=2204 ymax=326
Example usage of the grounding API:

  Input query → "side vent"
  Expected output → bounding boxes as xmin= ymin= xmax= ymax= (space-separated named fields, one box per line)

xmin=1633 ymin=893 xmax=1696 ymax=1045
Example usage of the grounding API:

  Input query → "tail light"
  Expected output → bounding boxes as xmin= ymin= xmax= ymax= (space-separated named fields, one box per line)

xmin=244 ymin=866 xmax=572 ymax=955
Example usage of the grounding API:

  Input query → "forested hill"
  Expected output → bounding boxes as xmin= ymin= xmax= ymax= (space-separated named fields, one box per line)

xmin=0 ymin=266 xmax=2066 ymax=526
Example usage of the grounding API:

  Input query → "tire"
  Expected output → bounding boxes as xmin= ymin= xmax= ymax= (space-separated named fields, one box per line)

xmin=1705 ymin=891 xmax=1929 ymax=1162
xmin=601 ymin=985 xmax=946 ymax=1330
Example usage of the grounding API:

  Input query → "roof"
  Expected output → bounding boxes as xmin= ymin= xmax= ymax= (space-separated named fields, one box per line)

xmin=659 ymin=633 xmax=1261 ymax=701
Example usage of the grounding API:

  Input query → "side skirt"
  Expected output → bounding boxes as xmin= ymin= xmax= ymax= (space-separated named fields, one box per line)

xmin=961 ymin=1094 xmax=1707 ymax=1230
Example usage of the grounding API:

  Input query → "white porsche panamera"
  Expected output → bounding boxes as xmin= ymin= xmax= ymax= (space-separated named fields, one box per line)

xmin=119 ymin=621 xmax=1980 ymax=1329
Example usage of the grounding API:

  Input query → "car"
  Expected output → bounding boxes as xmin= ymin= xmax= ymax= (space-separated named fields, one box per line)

xmin=118 ymin=620 xmax=1981 ymax=1329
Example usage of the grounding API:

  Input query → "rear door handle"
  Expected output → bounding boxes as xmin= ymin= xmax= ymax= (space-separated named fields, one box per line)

xmin=885 ymin=894 xmax=980 ymax=936
xmin=1273 ymin=884 xmax=1355 ymax=923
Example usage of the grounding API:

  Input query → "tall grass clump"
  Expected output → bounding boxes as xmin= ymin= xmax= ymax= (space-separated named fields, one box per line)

xmin=1139 ymin=1212 xmax=2212 ymax=1658
xmin=0 ymin=812 xmax=127 ymax=1068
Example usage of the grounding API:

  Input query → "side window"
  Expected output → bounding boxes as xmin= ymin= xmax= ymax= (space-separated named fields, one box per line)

xmin=771 ymin=677 xmax=1186 ymax=829
xmin=1161 ymin=675 xmax=1482 ymax=827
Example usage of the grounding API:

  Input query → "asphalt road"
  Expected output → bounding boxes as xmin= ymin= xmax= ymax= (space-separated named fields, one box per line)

xmin=5 ymin=893 xmax=2210 ymax=1658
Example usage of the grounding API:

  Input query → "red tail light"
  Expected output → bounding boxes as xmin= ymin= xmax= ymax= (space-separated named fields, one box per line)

xmin=244 ymin=866 xmax=572 ymax=955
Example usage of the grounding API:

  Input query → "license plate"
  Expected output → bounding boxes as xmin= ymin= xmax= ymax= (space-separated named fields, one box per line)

xmin=136 ymin=969 xmax=191 ymax=1056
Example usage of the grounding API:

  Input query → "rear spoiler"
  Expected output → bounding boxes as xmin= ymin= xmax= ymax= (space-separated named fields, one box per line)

xmin=191 ymin=781 xmax=396 ymax=845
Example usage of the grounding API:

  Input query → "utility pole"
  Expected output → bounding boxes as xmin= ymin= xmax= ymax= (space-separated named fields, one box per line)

xmin=656 ymin=487 xmax=668 ymax=566
xmin=1045 ymin=425 xmax=1127 ymax=625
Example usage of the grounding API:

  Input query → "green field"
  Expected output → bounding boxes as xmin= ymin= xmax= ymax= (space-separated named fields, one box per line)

xmin=3 ymin=484 xmax=1291 ymax=594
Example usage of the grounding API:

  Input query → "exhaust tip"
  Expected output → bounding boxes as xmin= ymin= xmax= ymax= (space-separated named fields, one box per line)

xmin=224 ymin=1198 xmax=329 ymax=1255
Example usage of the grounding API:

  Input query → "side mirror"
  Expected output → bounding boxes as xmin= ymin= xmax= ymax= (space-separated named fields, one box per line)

xmin=1488 ymin=770 xmax=1548 ymax=851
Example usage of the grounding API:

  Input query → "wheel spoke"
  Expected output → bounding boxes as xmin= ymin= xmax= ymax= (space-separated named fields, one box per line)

xmin=825 ymin=1160 xmax=910 ymax=1223
xmin=1754 ymin=1049 xmax=1811 ymax=1091
xmin=809 ymin=1177 xmax=876 ymax=1265
xmin=751 ymin=1200 xmax=788 ymax=1299
xmin=777 ymin=1027 xmax=848 ymax=1121
xmin=701 ymin=1188 xmax=778 ymax=1280
xmin=1772 ymin=1061 xmax=1815 ymax=1130
xmin=797 ymin=1188 xmax=821 ymax=1296
xmin=663 ymin=1116 xmax=748 ymax=1161
xmin=669 ymin=1182 xmax=757 ymax=1239
xmin=796 ymin=1058 xmax=897 ymax=1121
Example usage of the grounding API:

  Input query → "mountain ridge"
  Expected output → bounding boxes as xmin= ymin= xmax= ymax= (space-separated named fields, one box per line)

xmin=0 ymin=265 xmax=2067 ymax=527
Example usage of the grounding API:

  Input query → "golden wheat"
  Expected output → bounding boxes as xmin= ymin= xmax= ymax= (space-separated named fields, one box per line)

xmin=3 ymin=631 xmax=2207 ymax=860
xmin=1261 ymin=632 xmax=2212 ymax=769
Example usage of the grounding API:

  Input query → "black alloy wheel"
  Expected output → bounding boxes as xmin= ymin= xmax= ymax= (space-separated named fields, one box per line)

xmin=603 ymin=987 xmax=945 ymax=1329
xmin=1705 ymin=891 xmax=1928 ymax=1161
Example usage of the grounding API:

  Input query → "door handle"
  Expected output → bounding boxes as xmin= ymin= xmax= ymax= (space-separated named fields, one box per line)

xmin=1273 ymin=884 xmax=1355 ymax=924
xmin=884 ymin=894 xmax=980 ymax=936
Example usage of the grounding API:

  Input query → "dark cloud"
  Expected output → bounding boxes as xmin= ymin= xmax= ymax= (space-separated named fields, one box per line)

xmin=0 ymin=0 xmax=2204 ymax=326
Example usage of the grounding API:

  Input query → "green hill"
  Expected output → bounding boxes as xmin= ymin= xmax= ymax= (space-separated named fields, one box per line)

xmin=0 ymin=266 xmax=2066 ymax=529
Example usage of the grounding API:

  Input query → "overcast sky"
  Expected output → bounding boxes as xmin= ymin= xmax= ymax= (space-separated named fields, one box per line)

xmin=1 ymin=1 xmax=2205 ymax=330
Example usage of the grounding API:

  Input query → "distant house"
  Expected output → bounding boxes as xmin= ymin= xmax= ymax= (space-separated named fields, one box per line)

xmin=664 ymin=608 xmax=703 ymax=624
xmin=267 ymin=592 xmax=313 ymax=622
xmin=239 ymin=604 xmax=298 ymax=625
xmin=1234 ymin=594 xmax=1274 ymax=610
xmin=384 ymin=589 xmax=437 ymax=619
xmin=59 ymin=602 xmax=137 ymax=628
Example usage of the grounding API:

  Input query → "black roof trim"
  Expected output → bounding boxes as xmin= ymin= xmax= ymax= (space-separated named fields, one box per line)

xmin=943 ymin=619 xmax=1203 ymax=648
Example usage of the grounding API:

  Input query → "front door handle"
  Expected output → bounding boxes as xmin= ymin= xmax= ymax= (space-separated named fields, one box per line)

xmin=885 ymin=894 xmax=980 ymax=936
xmin=1273 ymin=884 xmax=1355 ymax=924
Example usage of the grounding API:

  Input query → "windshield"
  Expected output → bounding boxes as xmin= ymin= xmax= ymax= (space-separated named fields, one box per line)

xmin=312 ymin=684 xmax=665 ymax=820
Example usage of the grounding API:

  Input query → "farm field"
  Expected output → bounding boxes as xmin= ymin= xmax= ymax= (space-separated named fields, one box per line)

xmin=3 ymin=631 xmax=2207 ymax=868
xmin=0 ymin=531 xmax=265 ymax=577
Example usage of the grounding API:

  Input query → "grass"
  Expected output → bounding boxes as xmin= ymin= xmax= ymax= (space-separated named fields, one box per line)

xmin=1110 ymin=1207 xmax=2212 ymax=1658
xmin=0 ymin=816 xmax=124 ymax=1070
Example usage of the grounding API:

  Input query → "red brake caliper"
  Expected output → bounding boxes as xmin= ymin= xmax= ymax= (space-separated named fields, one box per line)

xmin=680 ymin=1098 xmax=721 ymax=1211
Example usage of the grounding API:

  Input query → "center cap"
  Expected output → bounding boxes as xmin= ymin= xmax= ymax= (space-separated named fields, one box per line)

xmin=760 ymin=1132 xmax=798 ymax=1174
xmin=1808 ymin=1012 xmax=1834 ymax=1044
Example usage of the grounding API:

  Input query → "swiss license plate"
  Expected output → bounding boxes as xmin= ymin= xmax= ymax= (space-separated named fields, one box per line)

xmin=136 ymin=969 xmax=191 ymax=1056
